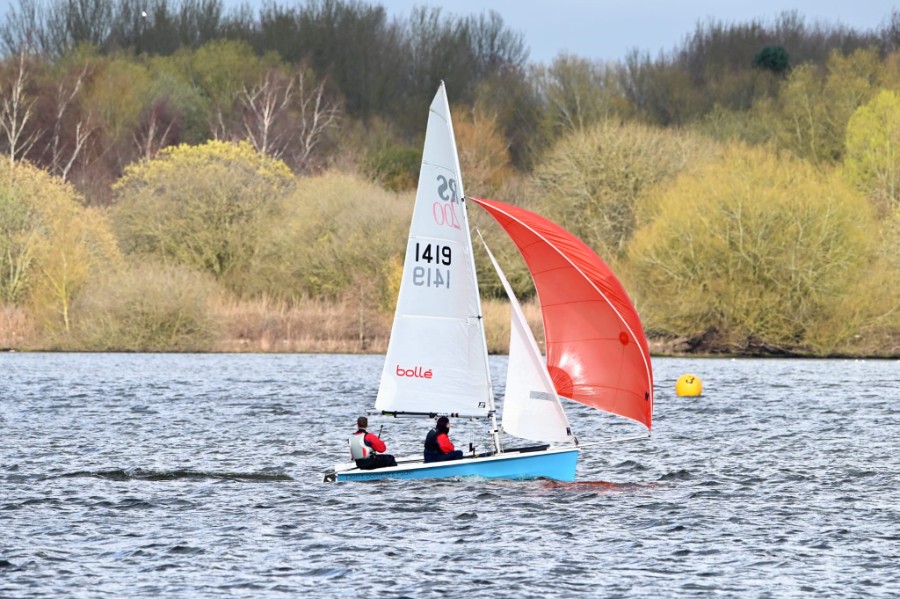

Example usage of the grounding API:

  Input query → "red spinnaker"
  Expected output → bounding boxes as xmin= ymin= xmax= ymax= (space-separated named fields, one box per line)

xmin=471 ymin=197 xmax=653 ymax=429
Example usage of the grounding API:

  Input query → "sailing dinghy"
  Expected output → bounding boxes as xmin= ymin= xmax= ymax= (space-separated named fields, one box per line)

xmin=324 ymin=83 xmax=653 ymax=483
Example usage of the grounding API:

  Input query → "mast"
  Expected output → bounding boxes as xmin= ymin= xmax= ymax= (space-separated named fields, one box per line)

xmin=463 ymin=197 xmax=500 ymax=453
xmin=441 ymin=83 xmax=500 ymax=453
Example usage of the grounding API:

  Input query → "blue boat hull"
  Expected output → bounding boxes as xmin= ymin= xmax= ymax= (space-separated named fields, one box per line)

xmin=330 ymin=447 xmax=579 ymax=482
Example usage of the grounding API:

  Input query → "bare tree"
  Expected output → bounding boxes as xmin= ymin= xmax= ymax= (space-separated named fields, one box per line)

xmin=240 ymin=70 xmax=293 ymax=159
xmin=292 ymin=70 xmax=340 ymax=173
xmin=0 ymin=46 xmax=39 ymax=165
xmin=45 ymin=63 xmax=94 ymax=180
xmin=47 ymin=0 xmax=114 ymax=55
xmin=0 ymin=0 xmax=43 ymax=56
xmin=237 ymin=67 xmax=340 ymax=172
xmin=134 ymin=97 xmax=177 ymax=161
xmin=881 ymin=9 xmax=900 ymax=54
xmin=536 ymin=54 xmax=620 ymax=134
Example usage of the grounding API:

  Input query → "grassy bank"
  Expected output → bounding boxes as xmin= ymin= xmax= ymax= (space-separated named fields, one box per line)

xmin=3 ymin=298 xmax=895 ymax=357
xmin=214 ymin=296 xmax=546 ymax=354
xmin=0 ymin=298 xmax=544 ymax=355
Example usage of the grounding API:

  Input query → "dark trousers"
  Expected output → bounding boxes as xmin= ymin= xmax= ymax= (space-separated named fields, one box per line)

xmin=423 ymin=449 xmax=464 ymax=463
xmin=355 ymin=454 xmax=397 ymax=470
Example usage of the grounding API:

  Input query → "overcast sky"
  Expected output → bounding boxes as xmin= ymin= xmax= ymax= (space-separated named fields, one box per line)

xmin=0 ymin=0 xmax=895 ymax=64
xmin=376 ymin=0 xmax=896 ymax=64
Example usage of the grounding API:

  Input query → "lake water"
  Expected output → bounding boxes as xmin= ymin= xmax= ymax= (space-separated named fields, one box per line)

xmin=1 ymin=353 xmax=898 ymax=597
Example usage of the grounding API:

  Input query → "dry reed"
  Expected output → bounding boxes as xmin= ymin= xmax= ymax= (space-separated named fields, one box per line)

xmin=0 ymin=305 xmax=34 ymax=350
xmin=0 ymin=296 xmax=546 ymax=354
xmin=211 ymin=295 xmax=393 ymax=353
xmin=481 ymin=297 xmax=545 ymax=354
xmin=211 ymin=296 xmax=544 ymax=354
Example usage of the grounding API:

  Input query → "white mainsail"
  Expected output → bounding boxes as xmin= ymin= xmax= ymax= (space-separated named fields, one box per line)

xmin=375 ymin=83 xmax=493 ymax=418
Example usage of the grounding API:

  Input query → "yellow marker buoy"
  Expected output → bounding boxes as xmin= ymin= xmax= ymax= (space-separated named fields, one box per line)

xmin=676 ymin=374 xmax=703 ymax=397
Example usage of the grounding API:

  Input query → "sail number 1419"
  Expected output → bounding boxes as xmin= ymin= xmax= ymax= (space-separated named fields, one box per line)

xmin=413 ymin=242 xmax=451 ymax=289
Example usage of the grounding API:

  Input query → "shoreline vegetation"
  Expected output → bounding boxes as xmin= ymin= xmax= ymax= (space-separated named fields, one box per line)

xmin=1 ymin=2 xmax=899 ymax=358
xmin=1 ymin=299 xmax=896 ymax=358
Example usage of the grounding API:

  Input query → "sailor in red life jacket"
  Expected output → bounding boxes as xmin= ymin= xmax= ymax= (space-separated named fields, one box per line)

xmin=423 ymin=416 xmax=465 ymax=463
xmin=349 ymin=416 xmax=397 ymax=470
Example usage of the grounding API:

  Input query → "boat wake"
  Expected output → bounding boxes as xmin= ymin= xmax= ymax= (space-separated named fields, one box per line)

xmin=541 ymin=480 xmax=657 ymax=492
xmin=62 ymin=468 xmax=293 ymax=482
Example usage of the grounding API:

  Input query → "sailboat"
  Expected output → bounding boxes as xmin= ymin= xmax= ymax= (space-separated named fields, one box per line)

xmin=323 ymin=83 xmax=653 ymax=483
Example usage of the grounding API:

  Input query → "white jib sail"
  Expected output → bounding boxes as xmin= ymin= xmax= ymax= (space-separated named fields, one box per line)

xmin=375 ymin=84 xmax=493 ymax=418
xmin=480 ymin=235 xmax=573 ymax=443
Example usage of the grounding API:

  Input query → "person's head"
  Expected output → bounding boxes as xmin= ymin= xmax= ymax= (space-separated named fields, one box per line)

xmin=357 ymin=416 xmax=368 ymax=429
xmin=436 ymin=415 xmax=449 ymax=433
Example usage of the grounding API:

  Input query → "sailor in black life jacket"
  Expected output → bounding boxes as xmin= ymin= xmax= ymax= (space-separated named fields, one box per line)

xmin=349 ymin=416 xmax=397 ymax=470
xmin=423 ymin=415 xmax=464 ymax=463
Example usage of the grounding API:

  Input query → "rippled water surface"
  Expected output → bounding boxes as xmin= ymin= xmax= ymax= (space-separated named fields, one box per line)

xmin=2 ymin=353 xmax=899 ymax=597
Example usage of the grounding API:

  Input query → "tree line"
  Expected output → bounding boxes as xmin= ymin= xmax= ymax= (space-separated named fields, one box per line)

xmin=0 ymin=0 xmax=898 ymax=356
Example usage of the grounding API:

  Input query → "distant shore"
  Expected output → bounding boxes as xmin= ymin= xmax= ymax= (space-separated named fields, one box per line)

xmin=1 ymin=301 xmax=896 ymax=358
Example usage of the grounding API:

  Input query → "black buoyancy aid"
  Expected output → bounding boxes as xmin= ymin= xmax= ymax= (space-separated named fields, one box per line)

xmin=424 ymin=428 xmax=440 ymax=452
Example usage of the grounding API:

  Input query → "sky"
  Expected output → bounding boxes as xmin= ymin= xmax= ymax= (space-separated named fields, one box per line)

xmin=0 ymin=0 xmax=895 ymax=64
xmin=374 ymin=0 xmax=897 ymax=64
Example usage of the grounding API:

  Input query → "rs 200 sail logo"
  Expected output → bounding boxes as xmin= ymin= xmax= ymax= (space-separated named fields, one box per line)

xmin=433 ymin=175 xmax=461 ymax=229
